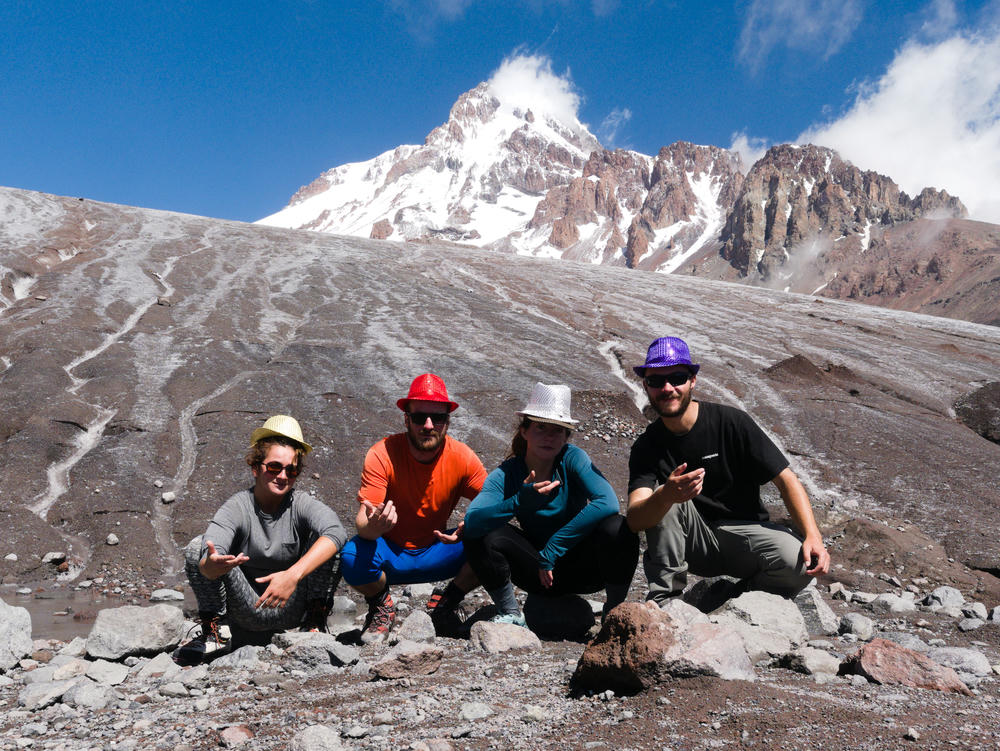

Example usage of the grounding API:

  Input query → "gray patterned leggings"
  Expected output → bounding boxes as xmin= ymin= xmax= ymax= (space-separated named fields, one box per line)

xmin=183 ymin=536 xmax=339 ymax=632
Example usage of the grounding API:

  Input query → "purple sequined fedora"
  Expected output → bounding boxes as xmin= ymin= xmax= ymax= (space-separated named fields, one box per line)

xmin=633 ymin=337 xmax=700 ymax=377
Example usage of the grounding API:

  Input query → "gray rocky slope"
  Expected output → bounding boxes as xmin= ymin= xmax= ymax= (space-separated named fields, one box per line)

xmin=2 ymin=186 xmax=1000 ymax=748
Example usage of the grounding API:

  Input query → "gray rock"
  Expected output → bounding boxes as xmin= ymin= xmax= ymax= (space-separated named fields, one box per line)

xmin=394 ymin=610 xmax=436 ymax=643
xmin=715 ymin=590 xmax=808 ymax=645
xmin=41 ymin=552 xmax=66 ymax=565
xmin=149 ymin=589 xmax=184 ymax=602
xmin=17 ymin=679 xmax=76 ymax=709
xmin=62 ymin=678 xmax=114 ymax=710
xmin=159 ymin=681 xmax=190 ymax=697
xmin=211 ymin=645 xmax=263 ymax=670
xmin=659 ymin=597 xmax=711 ymax=626
xmin=989 ymin=606 xmax=1000 ymax=622
xmin=711 ymin=613 xmax=792 ymax=664
xmin=105 ymin=533 xmax=120 ymax=546
xmin=21 ymin=665 xmax=57 ymax=684
xmin=850 ymin=591 xmax=877 ymax=605
xmin=524 ymin=593 xmax=595 ymax=639
xmin=404 ymin=583 xmax=435 ymax=599
xmin=681 ymin=576 xmax=745 ymax=612
xmin=273 ymin=632 xmax=359 ymax=669
xmin=372 ymin=640 xmax=444 ymax=679
xmin=289 ymin=724 xmax=344 ymax=750
xmin=869 ymin=593 xmax=916 ymax=614
xmin=458 ymin=701 xmax=493 ymax=721
xmin=793 ymin=587 xmax=840 ymax=635
xmin=963 ymin=602 xmax=989 ymax=620
xmin=51 ymin=658 xmax=89 ymax=681
xmin=85 ymin=659 xmax=130 ymax=685
xmin=133 ymin=651 xmax=182 ymax=682
xmin=923 ymin=586 xmax=964 ymax=608
xmin=58 ymin=637 xmax=88 ymax=658
xmin=928 ymin=646 xmax=992 ymax=676
xmin=0 ymin=597 xmax=33 ymax=671
xmin=879 ymin=632 xmax=929 ymax=653
xmin=469 ymin=621 xmax=542 ymax=654
xmin=839 ymin=612 xmax=875 ymax=641
xmin=86 ymin=604 xmax=186 ymax=659
xmin=958 ymin=618 xmax=985 ymax=632
xmin=780 ymin=647 xmax=841 ymax=678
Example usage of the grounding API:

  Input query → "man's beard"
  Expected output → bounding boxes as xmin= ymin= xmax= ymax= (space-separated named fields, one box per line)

xmin=407 ymin=425 xmax=445 ymax=454
xmin=652 ymin=388 xmax=692 ymax=418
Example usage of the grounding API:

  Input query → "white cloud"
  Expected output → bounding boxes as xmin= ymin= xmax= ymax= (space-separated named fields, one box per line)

xmin=487 ymin=53 xmax=583 ymax=127
xmin=798 ymin=29 xmax=1000 ymax=223
xmin=728 ymin=131 xmax=769 ymax=172
xmin=597 ymin=107 xmax=632 ymax=147
xmin=737 ymin=0 xmax=864 ymax=73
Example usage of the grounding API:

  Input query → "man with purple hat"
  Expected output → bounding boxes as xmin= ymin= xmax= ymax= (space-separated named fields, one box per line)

xmin=627 ymin=337 xmax=830 ymax=604
xmin=341 ymin=374 xmax=488 ymax=642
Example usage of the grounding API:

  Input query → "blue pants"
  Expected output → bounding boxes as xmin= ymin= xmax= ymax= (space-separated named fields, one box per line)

xmin=341 ymin=534 xmax=465 ymax=587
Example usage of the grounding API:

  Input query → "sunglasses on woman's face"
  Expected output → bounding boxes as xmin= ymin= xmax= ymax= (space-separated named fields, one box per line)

xmin=407 ymin=411 xmax=449 ymax=426
xmin=261 ymin=461 xmax=299 ymax=478
xmin=643 ymin=371 xmax=692 ymax=389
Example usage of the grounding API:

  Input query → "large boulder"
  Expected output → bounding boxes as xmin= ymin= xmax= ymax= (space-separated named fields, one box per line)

xmin=841 ymin=638 xmax=972 ymax=695
xmin=524 ymin=593 xmax=595 ymax=640
xmin=572 ymin=601 xmax=754 ymax=694
xmin=469 ymin=621 xmax=542 ymax=654
xmin=0 ymin=597 xmax=33 ymax=671
xmin=371 ymin=640 xmax=444 ymax=680
xmin=793 ymin=587 xmax=840 ymax=636
xmin=86 ymin=604 xmax=186 ymax=660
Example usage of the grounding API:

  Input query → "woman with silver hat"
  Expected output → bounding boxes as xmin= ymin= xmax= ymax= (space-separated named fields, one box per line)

xmin=463 ymin=384 xmax=639 ymax=627
xmin=174 ymin=415 xmax=346 ymax=664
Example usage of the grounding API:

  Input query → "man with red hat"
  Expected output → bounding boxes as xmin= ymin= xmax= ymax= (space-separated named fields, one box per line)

xmin=627 ymin=337 xmax=830 ymax=605
xmin=341 ymin=373 xmax=487 ymax=642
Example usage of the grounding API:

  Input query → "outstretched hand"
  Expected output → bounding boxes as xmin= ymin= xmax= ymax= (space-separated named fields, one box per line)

xmin=523 ymin=470 xmax=561 ymax=496
xmin=434 ymin=521 xmax=464 ymax=544
xmin=199 ymin=540 xmax=249 ymax=580
xmin=538 ymin=568 xmax=554 ymax=588
xmin=662 ymin=463 xmax=704 ymax=504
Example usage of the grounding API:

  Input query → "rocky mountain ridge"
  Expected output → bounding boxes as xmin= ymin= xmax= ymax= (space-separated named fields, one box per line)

xmin=260 ymin=82 xmax=999 ymax=326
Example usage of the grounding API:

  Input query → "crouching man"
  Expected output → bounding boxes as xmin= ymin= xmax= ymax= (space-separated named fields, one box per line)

xmin=626 ymin=337 xmax=830 ymax=605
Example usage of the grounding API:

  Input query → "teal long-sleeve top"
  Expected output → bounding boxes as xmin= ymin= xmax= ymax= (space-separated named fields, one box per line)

xmin=463 ymin=444 xmax=619 ymax=569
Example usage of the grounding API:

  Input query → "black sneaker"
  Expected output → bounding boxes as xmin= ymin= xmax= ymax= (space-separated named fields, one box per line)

xmin=300 ymin=600 xmax=331 ymax=633
xmin=426 ymin=586 xmax=467 ymax=637
xmin=173 ymin=615 xmax=231 ymax=665
xmin=360 ymin=592 xmax=397 ymax=644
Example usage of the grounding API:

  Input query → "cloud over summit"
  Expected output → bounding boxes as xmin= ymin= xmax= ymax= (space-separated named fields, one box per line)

xmin=487 ymin=53 xmax=583 ymax=127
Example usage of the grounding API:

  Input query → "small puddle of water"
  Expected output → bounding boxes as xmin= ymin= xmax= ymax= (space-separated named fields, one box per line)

xmin=3 ymin=585 xmax=196 ymax=643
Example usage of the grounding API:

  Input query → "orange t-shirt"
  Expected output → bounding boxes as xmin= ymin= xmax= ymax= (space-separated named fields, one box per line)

xmin=358 ymin=434 xmax=487 ymax=549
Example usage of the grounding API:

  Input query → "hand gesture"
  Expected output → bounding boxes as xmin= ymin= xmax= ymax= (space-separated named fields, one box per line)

xmin=662 ymin=463 xmax=704 ymax=504
xmin=361 ymin=499 xmax=398 ymax=538
xmin=802 ymin=536 xmax=831 ymax=577
xmin=254 ymin=569 xmax=298 ymax=609
xmin=199 ymin=540 xmax=249 ymax=580
xmin=538 ymin=568 xmax=554 ymax=589
xmin=434 ymin=521 xmax=464 ymax=544
xmin=523 ymin=470 xmax=561 ymax=496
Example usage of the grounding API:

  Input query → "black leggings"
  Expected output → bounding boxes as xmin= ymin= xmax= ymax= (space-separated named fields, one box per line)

xmin=464 ymin=514 xmax=639 ymax=596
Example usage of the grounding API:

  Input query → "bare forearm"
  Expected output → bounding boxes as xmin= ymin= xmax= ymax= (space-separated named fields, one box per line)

xmin=774 ymin=469 xmax=821 ymax=541
xmin=627 ymin=487 xmax=671 ymax=532
xmin=286 ymin=536 xmax=338 ymax=583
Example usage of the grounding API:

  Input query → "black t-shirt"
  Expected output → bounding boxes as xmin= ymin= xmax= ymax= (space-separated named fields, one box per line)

xmin=628 ymin=401 xmax=789 ymax=523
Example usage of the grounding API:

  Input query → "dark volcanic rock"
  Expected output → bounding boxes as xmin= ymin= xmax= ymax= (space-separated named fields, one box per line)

xmin=954 ymin=381 xmax=1000 ymax=444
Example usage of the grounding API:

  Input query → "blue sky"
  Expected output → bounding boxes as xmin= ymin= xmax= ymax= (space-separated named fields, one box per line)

xmin=2 ymin=1 xmax=999 ymax=222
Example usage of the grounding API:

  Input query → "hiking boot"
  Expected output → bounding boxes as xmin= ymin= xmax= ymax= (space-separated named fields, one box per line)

xmin=300 ymin=600 xmax=331 ymax=633
xmin=361 ymin=592 xmax=396 ymax=644
xmin=173 ymin=614 xmax=231 ymax=665
xmin=490 ymin=612 xmax=527 ymax=628
xmin=426 ymin=585 xmax=467 ymax=637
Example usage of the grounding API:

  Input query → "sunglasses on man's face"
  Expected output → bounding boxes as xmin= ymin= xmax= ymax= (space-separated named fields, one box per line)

xmin=408 ymin=411 xmax=449 ymax=427
xmin=261 ymin=461 xmax=300 ymax=478
xmin=644 ymin=371 xmax=692 ymax=389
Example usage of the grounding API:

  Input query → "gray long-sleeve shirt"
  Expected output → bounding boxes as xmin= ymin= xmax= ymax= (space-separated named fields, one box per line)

xmin=202 ymin=488 xmax=346 ymax=594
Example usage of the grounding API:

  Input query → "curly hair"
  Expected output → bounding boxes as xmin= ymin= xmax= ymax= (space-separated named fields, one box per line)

xmin=245 ymin=435 xmax=307 ymax=472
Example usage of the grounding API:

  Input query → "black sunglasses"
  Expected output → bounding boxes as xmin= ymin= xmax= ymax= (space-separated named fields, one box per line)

xmin=261 ymin=461 xmax=300 ymax=478
xmin=408 ymin=411 xmax=450 ymax=426
xmin=643 ymin=371 xmax=692 ymax=389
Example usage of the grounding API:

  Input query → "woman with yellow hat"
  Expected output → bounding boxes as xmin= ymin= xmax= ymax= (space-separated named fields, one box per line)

xmin=174 ymin=415 xmax=346 ymax=664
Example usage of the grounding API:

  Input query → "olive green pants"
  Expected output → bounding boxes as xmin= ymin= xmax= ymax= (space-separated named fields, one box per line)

xmin=643 ymin=500 xmax=811 ymax=604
